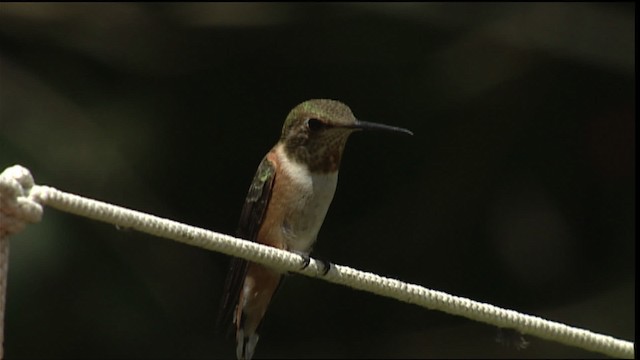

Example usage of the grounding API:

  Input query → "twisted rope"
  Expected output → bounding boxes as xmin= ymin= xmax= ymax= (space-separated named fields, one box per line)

xmin=0 ymin=165 xmax=634 ymax=358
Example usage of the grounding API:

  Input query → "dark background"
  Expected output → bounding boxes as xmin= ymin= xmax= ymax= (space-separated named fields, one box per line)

xmin=0 ymin=3 xmax=634 ymax=359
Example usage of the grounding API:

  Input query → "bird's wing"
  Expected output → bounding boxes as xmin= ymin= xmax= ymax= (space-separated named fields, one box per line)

xmin=217 ymin=154 xmax=277 ymax=336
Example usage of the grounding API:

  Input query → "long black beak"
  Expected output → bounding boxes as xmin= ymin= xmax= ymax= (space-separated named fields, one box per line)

xmin=352 ymin=119 xmax=413 ymax=136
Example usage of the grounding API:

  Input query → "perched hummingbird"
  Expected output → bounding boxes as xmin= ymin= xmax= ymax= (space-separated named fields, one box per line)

xmin=218 ymin=99 xmax=412 ymax=359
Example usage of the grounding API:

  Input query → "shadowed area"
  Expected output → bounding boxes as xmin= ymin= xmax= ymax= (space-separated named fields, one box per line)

xmin=0 ymin=3 xmax=634 ymax=358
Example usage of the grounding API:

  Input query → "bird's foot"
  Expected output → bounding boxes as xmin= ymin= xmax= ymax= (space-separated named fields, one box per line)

xmin=290 ymin=251 xmax=332 ymax=276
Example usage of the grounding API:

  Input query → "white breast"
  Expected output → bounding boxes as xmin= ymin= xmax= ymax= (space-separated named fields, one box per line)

xmin=277 ymin=146 xmax=338 ymax=253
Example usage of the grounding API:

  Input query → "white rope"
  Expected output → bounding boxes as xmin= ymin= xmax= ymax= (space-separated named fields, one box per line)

xmin=0 ymin=165 xmax=44 ymax=359
xmin=0 ymin=165 xmax=634 ymax=359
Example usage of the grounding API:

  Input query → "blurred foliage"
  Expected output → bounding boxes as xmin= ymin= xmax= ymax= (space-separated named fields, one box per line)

xmin=0 ymin=3 xmax=634 ymax=359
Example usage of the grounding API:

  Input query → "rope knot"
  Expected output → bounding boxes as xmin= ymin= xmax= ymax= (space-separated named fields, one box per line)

xmin=0 ymin=165 xmax=43 ymax=239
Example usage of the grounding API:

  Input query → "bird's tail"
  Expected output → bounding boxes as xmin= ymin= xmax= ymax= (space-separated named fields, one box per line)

xmin=236 ymin=329 xmax=260 ymax=360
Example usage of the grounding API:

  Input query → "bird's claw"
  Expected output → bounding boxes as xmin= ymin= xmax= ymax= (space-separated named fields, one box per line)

xmin=317 ymin=258 xmax=332 ymax=276
xmin=291 ymin=251 xmax=332 ymax=276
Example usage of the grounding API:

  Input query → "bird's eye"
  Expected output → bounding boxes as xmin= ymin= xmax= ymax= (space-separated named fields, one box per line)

xmin=307 ymin=118 xmax=326 ymax=132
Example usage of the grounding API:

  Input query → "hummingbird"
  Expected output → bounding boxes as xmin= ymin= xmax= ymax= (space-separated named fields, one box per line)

xmin=218 ymin=99 xmax=412 ymax=359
